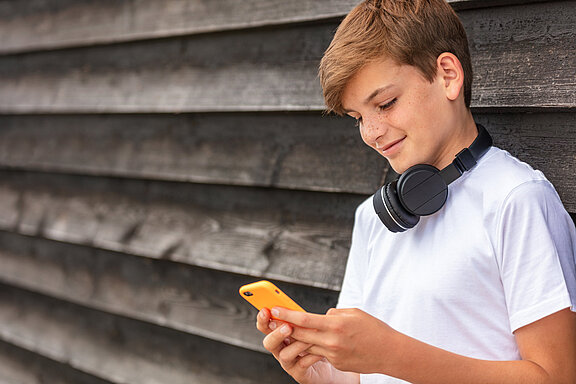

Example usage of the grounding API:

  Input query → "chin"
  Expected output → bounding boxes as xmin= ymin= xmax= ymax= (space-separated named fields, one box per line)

xmin=387 ymin=153 xmax=432 ymax=174
xmin=387 ymin=160 xmax=410 ymax=174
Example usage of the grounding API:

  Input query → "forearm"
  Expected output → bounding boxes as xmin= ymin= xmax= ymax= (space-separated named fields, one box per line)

xmin=386 ymin=333 xmax=560 ymax=384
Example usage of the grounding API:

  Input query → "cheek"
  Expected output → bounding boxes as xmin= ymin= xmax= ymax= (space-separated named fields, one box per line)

xmin=388 ymin=92 xmax=426 ymax=129
xmin=399 ymin=91 xmax=439 ymax=140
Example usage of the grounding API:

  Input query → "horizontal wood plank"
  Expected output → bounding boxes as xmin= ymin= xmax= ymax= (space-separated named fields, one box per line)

xmin=460 ymin=3 xmax=576 ymax=109
xmin=0 ymin=284 xmax=296 ymax=384
xmin=0 ymin=22 xmax=329 ymax=112
xmin=0 ymin=340 xmax=111 ymax=384
xmin=0 ymin=2 xmax=574 ymax=113
xmin=0 ymin=0 xmax=547 ymax=55
xmin=0 ymin=113 xmax=388 ymax=194
xmin=0 ymin=112 xmax=573 ymax=211
xmin=0 ymin=171 xmax=362 ymax=290
xmin=0 ymin=231 xmax=338 ymax=352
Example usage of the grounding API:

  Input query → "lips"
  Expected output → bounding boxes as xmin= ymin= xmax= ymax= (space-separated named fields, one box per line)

xmin=376 ymin=136 xmax=406 ymax=153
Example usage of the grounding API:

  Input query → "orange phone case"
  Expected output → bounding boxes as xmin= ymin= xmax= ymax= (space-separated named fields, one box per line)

xmin=239 ymin=280 xmax=306 ymax=314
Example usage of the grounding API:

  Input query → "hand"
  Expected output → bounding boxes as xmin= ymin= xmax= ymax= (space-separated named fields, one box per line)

xmin=272 ymin=307 xmax=402 ymax=375
xmin=256 ymin=308 xmax=342 ymax=384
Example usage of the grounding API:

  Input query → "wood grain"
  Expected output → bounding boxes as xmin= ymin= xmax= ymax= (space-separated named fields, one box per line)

xmin=461 ymin=3 xmax=576 ymax=109
xmin=0 ymin=113 xmax=388 ymax=194
xmin=0 ymin=340 xmax=112 ymax=384
xmin=0 ymin=284 xmax=296 ymax=384
xmin=0 ymin=171 xmax=363 ymax=290
xmin=0 ymin=112 xmax=573 ymax=210
xmin=0 ymin=231 xmax=338 ymax=352
xmin=0 ymin=2 xmax=574 ymax=113
xmin=0 ymin=0 xmax=547 ymax=54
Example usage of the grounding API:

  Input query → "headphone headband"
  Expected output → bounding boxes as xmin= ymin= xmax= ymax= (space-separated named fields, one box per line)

xmin=440 ymin=124 xmax=493 ymax=184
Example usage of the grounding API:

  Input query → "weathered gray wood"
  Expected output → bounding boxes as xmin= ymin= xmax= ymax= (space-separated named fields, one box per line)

xmin=0 ymin=22 xmax=333 ymax=112
xmin=0 ymin=172 xmax=362 ymax=290
xmin=0 ymin=0 xmax=546 ymax=55
xmin=0 ymin=284 xmax=296 ymax=384
xmin=0 ymin=231 xmax=338 ymax=352
xmin=0 ymin=2 xmax=574 ymax=113
xmin=0 ymin=112 xmax=574 ymax=209
xmin=0 ymin=113 xmax=388 ymax=194
xmin=461 ymin=3 xmax=576 ymax=109
xmin=0 ymin=340 xmax=112 ymax=384
xmin=448 ymin=0 xmax=553 ymax=9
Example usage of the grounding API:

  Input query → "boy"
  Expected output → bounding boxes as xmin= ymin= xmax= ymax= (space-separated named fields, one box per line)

xmin=256 ymin=0 xmax=576 ymax=383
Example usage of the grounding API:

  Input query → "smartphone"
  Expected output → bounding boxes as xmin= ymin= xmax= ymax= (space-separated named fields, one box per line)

xmin=239 ymin=280 xmax=306 ymax=316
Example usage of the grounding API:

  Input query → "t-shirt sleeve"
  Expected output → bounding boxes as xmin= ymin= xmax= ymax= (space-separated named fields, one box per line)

xmin=497 ymin=180 xmax=576 ymax=332
xmin=337 ymin=200 xmax=371 ymax=309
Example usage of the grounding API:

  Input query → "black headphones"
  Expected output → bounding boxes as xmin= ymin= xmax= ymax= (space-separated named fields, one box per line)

xmin=373 ymin=124 xmax=493 ymax=232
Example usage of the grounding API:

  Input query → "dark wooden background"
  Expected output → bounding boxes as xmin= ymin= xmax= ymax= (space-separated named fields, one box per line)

xmin=0 ymin=1 xmax=574 ymax=383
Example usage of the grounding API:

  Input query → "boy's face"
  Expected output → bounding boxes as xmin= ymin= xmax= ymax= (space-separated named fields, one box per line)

xmin=341 ymin=57 xmax=464 ymax=174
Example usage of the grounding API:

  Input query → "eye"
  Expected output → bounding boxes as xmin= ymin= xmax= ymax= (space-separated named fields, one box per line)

xmin=378 ymin=98 xmax=397 ymax=111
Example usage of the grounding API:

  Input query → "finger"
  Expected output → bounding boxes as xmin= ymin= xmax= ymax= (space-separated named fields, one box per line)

xmin=302 ymin=344 xmax=329 ymax=359
xmin=271 ymin=307 xmax=327 ymax=330
xmin=277 ymin=340 xmax=312 ymax=364
xmin=297 ymin=354 xmax=325 ymax=370
xmin=256 ymin=309 xmax=288 ymax=334
xmin=326 ymin=307 xmax=339 ymax=315
xmin=262 ymin=323 xmax=292 ymax=356
xmin=268 ymin=319 xmax=289 ymax=332
xmin=290 ymin=325 xmax=327 ymax=346
xmin=256 ymin=309 xmax=272 ymax=335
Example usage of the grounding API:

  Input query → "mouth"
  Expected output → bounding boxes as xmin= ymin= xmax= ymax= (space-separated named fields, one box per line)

xmin=378 ymin=136 xmax=406 ymax=155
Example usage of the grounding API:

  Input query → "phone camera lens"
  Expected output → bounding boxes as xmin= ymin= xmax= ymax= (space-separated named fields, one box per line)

xmin=243 ymin=291 xmax=253 ymax=297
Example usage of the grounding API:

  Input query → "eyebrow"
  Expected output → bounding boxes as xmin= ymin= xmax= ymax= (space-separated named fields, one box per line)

xmin=364 ymin=85 xmax=394 ymax=104
xmin=343 ymin=84 xmax=394 ymax=114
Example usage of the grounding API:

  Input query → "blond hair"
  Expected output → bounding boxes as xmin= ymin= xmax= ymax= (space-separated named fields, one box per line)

xmin=319 ymin=0 xmax=472 ymax=115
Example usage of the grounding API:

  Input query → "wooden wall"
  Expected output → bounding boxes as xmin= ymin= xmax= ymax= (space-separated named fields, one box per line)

xmin=0 ymin=0 xmax=574 ymax=382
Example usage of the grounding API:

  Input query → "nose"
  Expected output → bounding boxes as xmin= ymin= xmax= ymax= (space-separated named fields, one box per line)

xmin=359 ymin=113 xmax=386 ymax=149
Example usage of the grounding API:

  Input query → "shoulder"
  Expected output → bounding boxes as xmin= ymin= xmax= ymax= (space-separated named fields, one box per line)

xmin=463 ymin=146 xmax=558 ymax=207
xmin=470 ymin=147 xmax=573 ymax=249
xmin=472 ymin=146 xmax=548 ymax=190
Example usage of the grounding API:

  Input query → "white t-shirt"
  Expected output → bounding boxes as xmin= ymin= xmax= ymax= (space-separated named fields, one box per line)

xmin=337 ymin=146 xmax=576 ymax=384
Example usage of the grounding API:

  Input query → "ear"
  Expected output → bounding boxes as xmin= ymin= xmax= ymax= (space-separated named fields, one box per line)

xmin=436 ymin=52 xmax=464 ymax=102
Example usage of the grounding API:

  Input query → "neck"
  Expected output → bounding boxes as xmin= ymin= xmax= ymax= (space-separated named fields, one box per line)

xmin=434 ymin=111 xmax=478 ymax=170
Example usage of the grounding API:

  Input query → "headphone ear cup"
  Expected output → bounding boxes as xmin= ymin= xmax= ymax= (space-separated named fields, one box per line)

xmin=383 ymin=181 xmax=420 ymax=232
xmin=397 ymin=164 xmax=448 ymax=216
